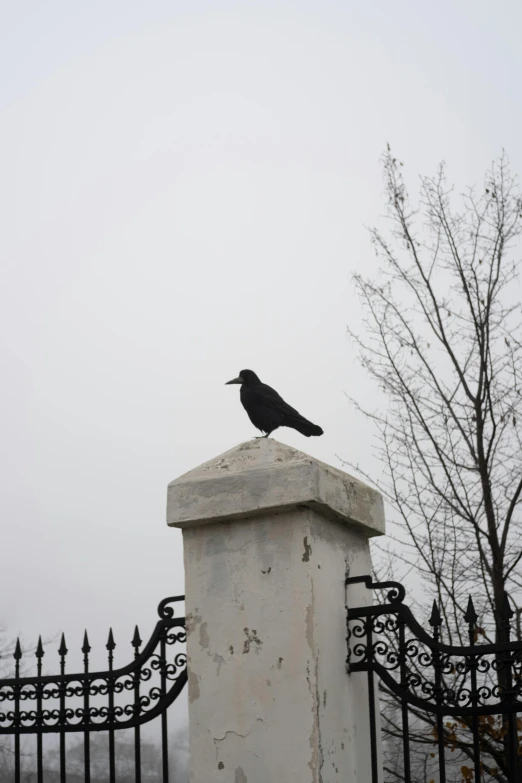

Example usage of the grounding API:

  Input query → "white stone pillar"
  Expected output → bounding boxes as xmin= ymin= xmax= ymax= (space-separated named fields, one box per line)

xmin=167 ymin=439 xmax=385 ymax=783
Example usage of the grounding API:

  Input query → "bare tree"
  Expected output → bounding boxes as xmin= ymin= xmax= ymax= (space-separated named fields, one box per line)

xmin=345 ymin=149 xmax=522 ymax=781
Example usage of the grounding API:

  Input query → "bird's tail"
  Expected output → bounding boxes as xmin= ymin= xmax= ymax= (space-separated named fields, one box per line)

xmin=285 ymin=414 xmax=324 ymax=437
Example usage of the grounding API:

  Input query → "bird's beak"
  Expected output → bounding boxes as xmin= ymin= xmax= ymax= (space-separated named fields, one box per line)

xmin=225 ymin=376 xmax=243 ymax=385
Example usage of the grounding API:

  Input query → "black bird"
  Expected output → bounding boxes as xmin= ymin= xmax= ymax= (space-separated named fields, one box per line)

xmin=226 ymin=369 xmax=323 ymax=438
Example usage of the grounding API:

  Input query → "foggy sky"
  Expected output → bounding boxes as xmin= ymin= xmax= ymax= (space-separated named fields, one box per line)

xmin=1 ymin=0 xmax=521 ymax=705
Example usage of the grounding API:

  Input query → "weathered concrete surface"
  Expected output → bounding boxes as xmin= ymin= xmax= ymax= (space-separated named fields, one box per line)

xmin=167 ymin=439 xmax=384 ymax=537
xmin=168 ymin=439 xmax=385 ymax=783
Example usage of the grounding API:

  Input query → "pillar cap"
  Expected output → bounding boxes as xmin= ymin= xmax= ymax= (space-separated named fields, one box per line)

xmin=167 ymin=439 xmax=384 ymax=537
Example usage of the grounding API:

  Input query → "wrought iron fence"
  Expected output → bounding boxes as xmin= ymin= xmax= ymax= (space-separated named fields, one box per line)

xmin=0 ymin=596 xmax=187 ymax=783
xmin=346 ymin=576 xmax=522 ymax=783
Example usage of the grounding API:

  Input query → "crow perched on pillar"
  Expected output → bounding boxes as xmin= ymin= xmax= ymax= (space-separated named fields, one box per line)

xmin=226 ymin=369 xmax=323 ymax=438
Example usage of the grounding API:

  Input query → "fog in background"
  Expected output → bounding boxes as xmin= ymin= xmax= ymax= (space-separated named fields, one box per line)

xmin=1 ymin=0 xmax=521 ymax=729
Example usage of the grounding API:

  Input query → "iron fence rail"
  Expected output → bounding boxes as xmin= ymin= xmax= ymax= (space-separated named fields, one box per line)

xmin=346 ymin=576 xmax=522 ymax=783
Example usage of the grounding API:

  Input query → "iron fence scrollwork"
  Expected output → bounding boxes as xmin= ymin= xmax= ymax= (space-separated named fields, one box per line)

xmin=0 ymin=595 xmax=187 ymax=783
xmin=346 ymin=576 xmax=522 ymax=783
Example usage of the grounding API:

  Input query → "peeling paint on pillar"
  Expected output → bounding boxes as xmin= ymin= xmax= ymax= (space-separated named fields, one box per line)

xmin=306 ymin=602 xmax=314 ymax=651
xmin=199 ymin=622 xmax=209 ymax=649
xmin=188 ymin=669 xmax=200 ymax=703
xmin=242 ymin=628 xmax=262 ymax=654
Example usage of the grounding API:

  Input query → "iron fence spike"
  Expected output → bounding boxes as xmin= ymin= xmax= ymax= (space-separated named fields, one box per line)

xmin=14 ymin=638 xmax=22 ymax=660
xmin=132 ymin=624 xmax=142 ymax=648
xmin=36 ymin=635 xmax=44 ymax=659
xmin=428 ymin=599 xmax=442 ymax=627
xmin=106 ymin=627 xmax=116 ymax=651
xmin=464 ymin=596 xmax=478 ymax=626
xmin=58 ymin=632 xmax=68 ymax=657
xmin=82 ymin=630 xmax=91 ymax=655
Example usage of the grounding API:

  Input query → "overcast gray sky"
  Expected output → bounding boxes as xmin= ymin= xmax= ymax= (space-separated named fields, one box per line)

xmin=1 ymin=0 xmax=521 ymax=690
